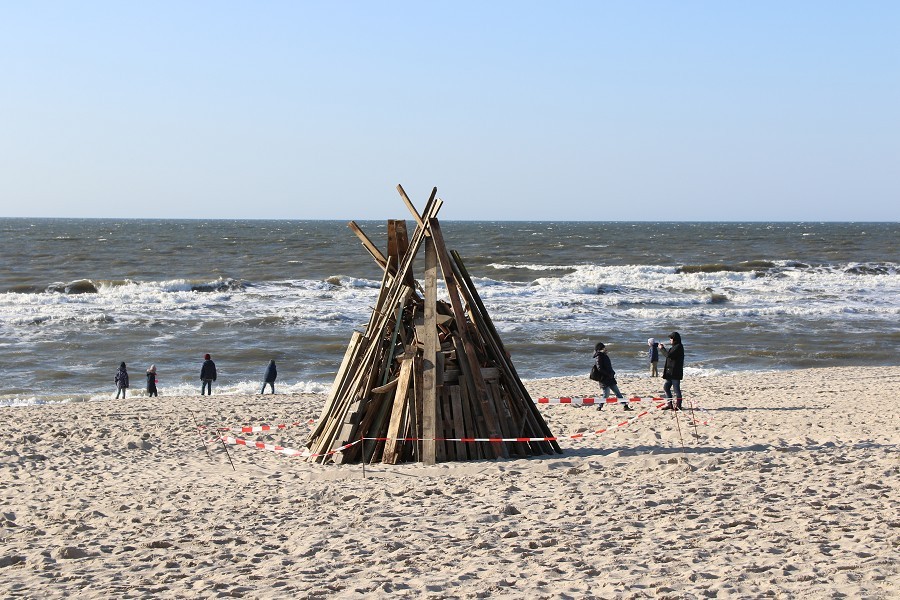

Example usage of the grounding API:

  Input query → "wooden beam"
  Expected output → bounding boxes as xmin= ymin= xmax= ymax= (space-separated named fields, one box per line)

xmin=382 ymin=353 xmax=414 ymax=464
xmin=448 ymin=385 xmax=468 ymax=460
xmin=396 ymin=184 xmax=429 ymax=232
xmin=450 ymin=250 xmax=562 ymax=455
xmin=308 ymin=331 xmax=364 ymax=442
xmin=422 ymin=234 xmax=439 ymax=465
xmin=348 ymin=221 xmax=388 ymax=269
xmin=428 ymin=218 xmax=507 ymax=458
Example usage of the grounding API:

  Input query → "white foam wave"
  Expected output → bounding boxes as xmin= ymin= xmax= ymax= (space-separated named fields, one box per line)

xmin=488 ymin=263 xmax=576 ymax=271
xmin=2 ymin=379 xmax=329 ymax=407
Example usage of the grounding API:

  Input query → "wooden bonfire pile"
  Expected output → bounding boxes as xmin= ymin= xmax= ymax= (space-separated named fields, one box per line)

xmin=305 ymin=186 xmax=562 ymax=465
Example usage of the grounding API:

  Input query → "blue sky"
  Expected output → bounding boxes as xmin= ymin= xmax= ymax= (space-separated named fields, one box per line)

xmin=1 ymin=2 xmax=898 ymax=220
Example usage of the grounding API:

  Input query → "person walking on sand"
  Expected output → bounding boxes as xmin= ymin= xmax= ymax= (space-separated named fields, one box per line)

xmin=114 ymin=362 xmax=129 ymax=399
xmin=200 ymin=354 xmax=217 ymax=395
xmin=593 ymin=343 xmax=634 ymax=412
xmin=648 ymin=338 xmax=660 ymax=377
xmin=659 ymin=331 xmax=685 ymax=410
xmin=146 ymin=365 xmax=158 ymax=397
xmin=260 ymin=359 xmax=277 ymax=394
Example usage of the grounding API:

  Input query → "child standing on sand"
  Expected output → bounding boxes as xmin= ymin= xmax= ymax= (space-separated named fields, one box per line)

xmin=146 ymin=365 xmax=158 ymax=397
xmin=648 ymin=338 xmax=659 ymax=377
xmin=114 ymin=362 xmax=129 ymax=399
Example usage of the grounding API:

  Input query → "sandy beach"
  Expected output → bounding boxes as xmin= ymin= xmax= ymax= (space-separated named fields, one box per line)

xmin=1 ymin=366 xmax=897 ymax=598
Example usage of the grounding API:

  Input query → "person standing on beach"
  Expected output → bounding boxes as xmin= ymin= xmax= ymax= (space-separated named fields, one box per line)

xmin=659 ymin=332 xmax=685 ymax=410
xmin=114 ymin=362 xmax=129 ymax=399
xmin=648 ymin=338 xmax=660 ymax=377
xmin=593 ymin=343 xmax=634 ymax=411
xmin=146 ymin=365 xmax=158 ymax=397
xmin=260 ymin=359 xmax=277 ymax=394
xmin=200 ymin=354 xmax=217 ymax=395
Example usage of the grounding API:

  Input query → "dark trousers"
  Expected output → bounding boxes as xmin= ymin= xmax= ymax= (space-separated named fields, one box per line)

xmin=664 ymin=379 xmax=682 ymax=399
xmin=260 ymin=382 xmax=275 ymax=394
xmin=116 ymin=388 xmax=126 ymax=399
xmin=147 ymin=386 xmax=158 ymax=397
xmin=201 ymin=380 xmax=213 ymax=395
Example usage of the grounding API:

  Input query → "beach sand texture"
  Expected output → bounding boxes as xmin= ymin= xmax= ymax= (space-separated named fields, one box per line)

xmin=1 ymin=366 xmax=898 ymax=598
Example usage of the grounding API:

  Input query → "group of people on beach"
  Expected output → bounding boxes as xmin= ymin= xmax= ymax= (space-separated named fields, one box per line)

xmin=113 ymin=355 xmax=279 ymax=398
xmin=592 ymin=331 xmax=685 ymax=411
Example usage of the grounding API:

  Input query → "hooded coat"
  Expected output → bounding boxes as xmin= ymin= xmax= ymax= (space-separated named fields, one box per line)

xmin=592 ymin=350 xmax=617 ymax=386
xmin=661 ymin=333 xmax=685 ymax=381
xmin=263 ymin=360 xmax=277 ymax=383
xmin=115 ymin=363 xmax=129 ymax=389
xmin=200 ymin=359 xmax=217 ymax=381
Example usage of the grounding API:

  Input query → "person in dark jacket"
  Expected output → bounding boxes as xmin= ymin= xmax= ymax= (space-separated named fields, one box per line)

xmin=260 ymin=360 xmax=277 ymax=394
xmin=593 ymin=343 xmax=634 ymax=412
xmin=114 ymin=362 xmax=129 ymax=399
xmin=648 ymin=337 xmax=659 ymax=377
xmin=659 ymin=331 xmax=685 ymax=410
xmin=200 ymin=354 xmax=217 ymax=395
xmin=146 ymin=365 xmax=158 ymax=397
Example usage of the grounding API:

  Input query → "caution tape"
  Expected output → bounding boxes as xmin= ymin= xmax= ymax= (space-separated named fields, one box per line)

xmin=209 ymin=398 xmax=712 ymax=461
xmin=362 ymin=436 xmax=557 ymax=443
xmin=536 ymin=395 xmax=671 ymax=405
xmin=219 ymin=436 xmax=361 ymax=459
xmin=197 ymin=419 xmax=316 ymax=434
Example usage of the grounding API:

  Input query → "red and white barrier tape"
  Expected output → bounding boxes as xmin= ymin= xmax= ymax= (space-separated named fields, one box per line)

xmin=219 ymin=436 xmax=361 ymax=459
xmin=208 ymin=397 xmax=712 ymax=461
xmin=198 ymin=419 xmax=316 ymax=434
xmin=536 ymin=395 xmax=670 ymax=405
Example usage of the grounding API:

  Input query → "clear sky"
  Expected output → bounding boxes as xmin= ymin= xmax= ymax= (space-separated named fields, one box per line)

xmin=1 ymin=2 xmax=898 ymax=221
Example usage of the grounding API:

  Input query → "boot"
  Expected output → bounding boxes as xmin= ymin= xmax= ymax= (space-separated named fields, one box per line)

xmin=623 ymin=404 xmax=634 ymax=411
xmin=675 ymin=398 xmax=683 ymax=411
xmin=661 ymin=401 xmax=673 ymax=410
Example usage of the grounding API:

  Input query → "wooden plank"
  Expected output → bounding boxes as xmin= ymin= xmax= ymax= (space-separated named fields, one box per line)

xmin=387 ymin=220 xmax=400 ymax=275
xmin=457 ymin=382 xmax=482 ymax=460
xmin=382 ymin=353 xmax=415 ymax=464
xmin=448 ymin=385 xmax=468 ymax=460
xmin=396 ymin=184 xmax=428 ymax=232
xmin=413 ymin=353 xmax=424 ymax=463
xmin=436 ymin=387 xmax=449 ymax=462
xmin=429 ymin=218 xmax=507 ymax=458
xmin=422 ymin=235 xmax=439 ymax=465
xmin=453 ymin=336 xmax=493 ymax=459
xmin=319 ymin=331 xmax=362 ymax=427
xmin=348 ymin=221 xmax=388 ymax=269
xmin=450 ymin=250 xmax=561 ymax=455
xmin=370 ymin=377 xmax=399 ymax=394
xmin=394 ymin=219 xmax=415 ymax=288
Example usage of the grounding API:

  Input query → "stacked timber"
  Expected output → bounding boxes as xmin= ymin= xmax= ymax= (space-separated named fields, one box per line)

xmin=305 ymin=185 xmax=562 ymax=465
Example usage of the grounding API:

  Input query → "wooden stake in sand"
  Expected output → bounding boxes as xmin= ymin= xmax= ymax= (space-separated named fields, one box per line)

xmin=687 ymin=399 xmax=701 ymax=443
xmin=189 ymin=409 xmax=212 ymax=461
xmin=672 ymin=403 xmax=686 ymax=455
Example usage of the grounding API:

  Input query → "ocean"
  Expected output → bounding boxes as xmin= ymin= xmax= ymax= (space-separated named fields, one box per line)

xmin=1 ymin=219 xmax=897 ymax=406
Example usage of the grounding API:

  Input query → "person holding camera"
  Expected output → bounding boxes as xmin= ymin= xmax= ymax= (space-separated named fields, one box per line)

xmin=658 ymin=331 xmax=685 ymax=410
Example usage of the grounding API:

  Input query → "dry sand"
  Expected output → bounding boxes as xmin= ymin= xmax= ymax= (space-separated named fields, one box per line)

xmin=1 ymin=366 xmax=898 ymax=599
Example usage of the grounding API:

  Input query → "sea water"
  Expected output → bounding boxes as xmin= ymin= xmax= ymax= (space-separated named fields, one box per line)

xmin=1 ymin=219 xmax=897 ymax=405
